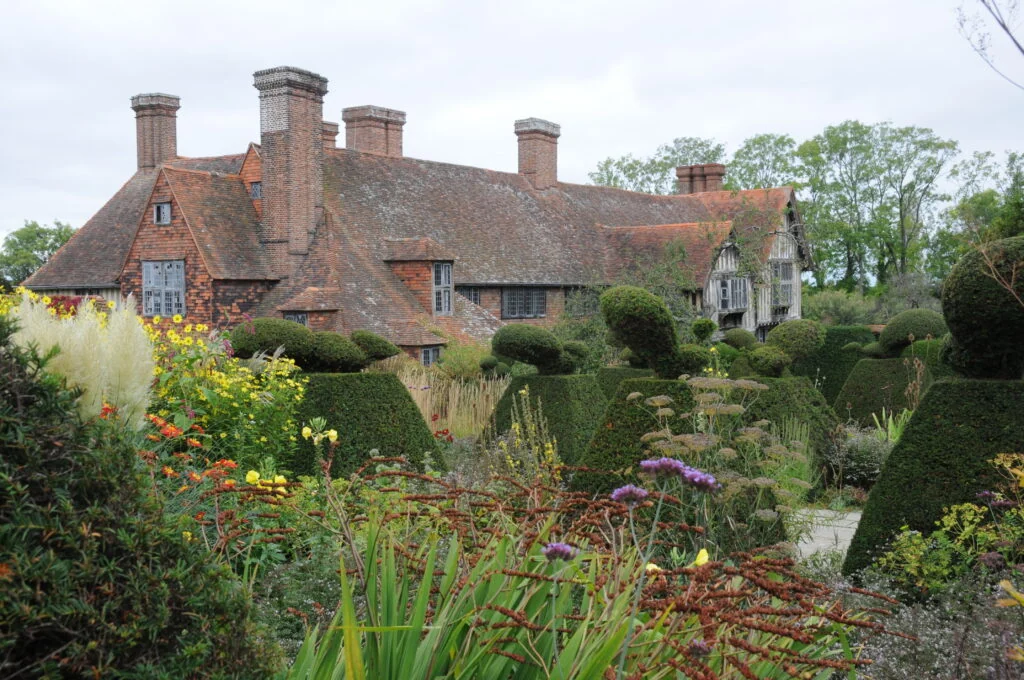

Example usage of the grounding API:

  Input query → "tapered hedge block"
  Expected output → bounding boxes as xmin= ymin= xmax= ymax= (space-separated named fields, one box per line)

xmin=791 ymin=325 xmax=876 ymax=404
xmin=843 ymin=379 xmax=1024 ymax=575
xmin=596 ymin=367 xmax=655 ymax=400
xmin=489 ymin=374 xmax=607 ymax=466
xmin=293 ymin=373 xmax=441 ymax=477
xmin=570 ymin=378 xmax=696 ymax=497
xmin=833 ymin=358 xmax=934 ymax=426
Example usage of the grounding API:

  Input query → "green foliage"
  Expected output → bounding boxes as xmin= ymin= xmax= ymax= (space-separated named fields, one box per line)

xmin=766 ymin=319 xmax=826 ymax=360
xmin=711 ymin=342 xmax=739 ymax=370
xmin=691 ymin=318 xmax=717 ymax=345
xmin=901 ymin=337 xmax=955 ymax=379
xmin=878 ymin=309 xmax=948 ymax=355
xmin=489 ymin=374 xmax=607 ymax=466
xmin=480 ymin=355 xmax=498 ymax=371
xmin=748 ymin=344 xmax=792 ymax=377
xmin=0 ymin=219 xmax=74 ymax=289
xmin=588 ymin=136 xmax=726 ymax=195
xmin=600 ymin=286 xmax=684 ymax=378
xmin=595 ymin=366 xmax=655 ymax=400
xmin=724 ymin=133 xmax=801 ymax=190
xmin=229 ymin=317 xmax=315 ymax=365
xmin=307 ymin=331 xmax=368 ymax=373
xmin=844 ymin=379 xmax=1024 ymax=575
xmin=293 ymin=373 xmax=441 ymax=478
xmin=860 ymin=341 xmax=886 ymax=358
xmin=0 ymin=316 xmax=279 ymax=678
xmin=728 ymin=354 xmax=754 ymax=378
xmin=822 ymin=424 xmax=894 ymax=489
xmin=801 ymin=289 xmax=879 ymax=325
xmin=790 ymin=325 xmax=877 ymax=404
xmin=434 ymin=338 xmax=490 ymax=380
xmin=941 ymin=235 xmax=1024 ymax=379
xmin=833 ymin=358 xmax=933 ymax=426
xmin=620 ymin=347 xmax=647 ymax=368
xmin=722 ymin=328 xmax=757 ymax=350
xmin=677 ymin=343 xmax=712 ymax=374
xmin=350 ymin=329 xmax=399 ymax=361
xmin=491 ymin=324 xmax=571 ymax=375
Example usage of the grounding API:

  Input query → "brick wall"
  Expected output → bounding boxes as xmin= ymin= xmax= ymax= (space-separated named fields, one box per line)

xmin=131 ymin=94 xmax=179 ymax=170
xmin=515 ymin=119 xmax=560 ymax=190
xmin=475 ymin=286 xmax=565 ymax=327
xmin=213 ymin=281 xmax=272 ymax=328
xmin=121 ymin=172 xmax=214 ymax=326
xmin=388 ymin=261 xmax=433 ymax=313
xmin=239 ymin=145 xmax=262 ymax=221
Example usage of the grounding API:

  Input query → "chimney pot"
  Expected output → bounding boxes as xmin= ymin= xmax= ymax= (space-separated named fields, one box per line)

xmin=130 ymin=93 xmax=180 ymax=169
xmin=341 ymin=105 xmax=406 ymax=157
xmin=514 ymin=117 xmax=560 ymax=190
xmin=676 ymin=163 xmax=726 ymax=194
xmin=322 ymin=121 xmax=339 ymax=149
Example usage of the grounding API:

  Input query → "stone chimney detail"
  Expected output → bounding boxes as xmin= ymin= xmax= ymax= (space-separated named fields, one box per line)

xmin=341 ymin=106 xmax=406 ymax=157
xmin=130 ymin=93 xmax=180 ymax=169
xmin=253 ymin=66 xmax=328 ymax=277
xmin=322 ymin=121 xmax=339 ymax=149
xmin=515 ymin=118 xmax=560 ymax=190
xmin=676 ymin=163 xmax=726 ymax=194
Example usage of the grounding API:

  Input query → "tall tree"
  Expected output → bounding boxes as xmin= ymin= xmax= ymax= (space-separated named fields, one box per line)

xmin=958 ymin=0 xmax=1024 ymax=91
xmin=0 ymin=220 xmax=74 ymax=290
xmin=589 ymin=137 xmax=726 ymax=194
xmin=725 ymin=133 xmax=801 ymax=190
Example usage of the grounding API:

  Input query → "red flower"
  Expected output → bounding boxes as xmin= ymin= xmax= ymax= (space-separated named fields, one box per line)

xmin=161 ymin=424 xmax=184 ymax=438
xmin=161 ymin=466 xmax=178 ymax=478
xmin=187 ymin=471 xmax=202 ymax=482
xmin=431 ymin=414 xmax=440 ymax=422
xmin=100 ymin=403 xmax=117 ymax=420
xmin=146 ymin=434 xmax=160 ymax=442
xmin=190 ymin=424 xmax=205 ymax=434
xmin=186 ymin=438 xmax=202 ymax=448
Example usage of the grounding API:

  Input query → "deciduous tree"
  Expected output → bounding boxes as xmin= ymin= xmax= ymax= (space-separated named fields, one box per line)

xmin=0 ymin=220 xmax=74 ymax=290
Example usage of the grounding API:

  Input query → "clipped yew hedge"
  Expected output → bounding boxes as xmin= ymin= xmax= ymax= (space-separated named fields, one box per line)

xmin=843 ymin=379 xmax=1024 ymax=575
xmin=292 ymin=373 xmax=441 ymax=477
xmin=833 ymin=358 xmax=934 ymax=426
xmin=489 ymin=374 xmax=607 ymax=466
xmin=596 ymin=366 xmax=655 ymax=400
xmin=791 ymin=325 xmax=877 ymax=404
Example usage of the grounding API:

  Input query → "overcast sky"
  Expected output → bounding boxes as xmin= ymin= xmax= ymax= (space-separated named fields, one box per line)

xmin=1 ymin=0 xmax=1021 ymax=241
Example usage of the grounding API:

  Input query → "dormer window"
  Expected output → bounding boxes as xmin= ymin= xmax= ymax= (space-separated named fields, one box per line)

xmin=153 ymin=202 xmax=171 ymax=225
xmin=434 ymin=262 xmax=453 ymax=315
xmin=250 ymin=182 xmax=262 ymax=199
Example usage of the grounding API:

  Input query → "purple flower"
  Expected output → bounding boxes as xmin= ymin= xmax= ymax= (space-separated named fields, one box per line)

xmin=611 ymin=484 xmax=649 ymax=506
xmin=687 ymin=639 xmax=712 ymax=657
xmin=639 ymin=457 xmax=688 ymax=477
xmin=541 ymin=542 xmax=577 ymax=562
xmin=681 ymin=467 xmax=720 ymax=493
xmin=977 ymin=490 xmax=996 ymax=503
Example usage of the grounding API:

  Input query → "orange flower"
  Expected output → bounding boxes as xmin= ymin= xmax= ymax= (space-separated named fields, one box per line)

xmin=214 ymin=459 xmax=238 ymax=469
xmin=161 ymin=425 xmax=184 ymax=438
xmin=146 ymin=434 xmax=161 ymax=442
xmin=146 ymin=414 xmax=168 ymax=428
xmin=194 ymin=511 xmax=206 ymax=521
xmin=187 ymin=471 xmax=202 ymax=482
xmin=137 ymin=450 xmax=157 ymax=463
xmin=186 ymin=438 xmax=202 ymax=448
xmin=190 ymin=424 xmax=205 ymax=434
xmin=222 ymin=479 xmax=236 ymax=487
xmin=100 ymin=403 xmax=118 ymax=420
xmin=161 ymin=466 xmax=178 ymax=478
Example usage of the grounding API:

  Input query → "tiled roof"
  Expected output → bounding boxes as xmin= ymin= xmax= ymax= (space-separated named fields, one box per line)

xmin=601 ymin=221 xmax=733 ymax=286
xmin=163 ymin=167 xmax=274 ymax=280
xmin=25 ymin=169 xmax=158 ymax=288
xmin=278 ymin=286 xmax=344 ymax=311
xmin=384 ymin=237 xmax=457 ymax=261
xmin=168 ymin=154 xmax=247 ymax=174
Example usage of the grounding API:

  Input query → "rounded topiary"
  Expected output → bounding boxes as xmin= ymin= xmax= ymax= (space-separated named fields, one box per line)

xmin=728 ymin=354 xmax=755 ymax=378
xmin=941 ymin=235 xmax=1024 ymax=379
xmin=748 ymin=345 xmax=792 ymax=377
xmin=766 ymin=319 xmax=826 ymax=361
xmin=833 ymin=358 xmax=934 ymax=426
xmin=494 ymin=361 xmax=511 ymax=377
xmin=859 ymin=341 xmax=885 ymax=358
xmin=677 ymin=343 xmax=712 ymax=374
xmin=842 ymin=341 xmax=863 ymax=352
xmin=788 ymin=325 xmax=877 ymax=405
xmin=350 ymin=329 xmax=400 ymax=361
xmin=228 ymin=317 xmax=315 ymax=365
xmin=308 ymin=331 xmax=368 ymax=373
xmin=492 ymin=324 xmax=563 ymax=374
xmin=712 ymin=341 xmax=739 ymax=369
xmin=722 ymin=328 xmax=758 ymax=350
xmin=878 ymin=309 xmax=948 ymax=356
xmin=561 ymin=340 xmax=590 ymax=372
xmin=480 ymin=355 xmax=499 ymax=371
xmin=691 ymin=318 xmax=718 ymax=345
xmin=620 ymin=348 xmax=647 ymax=368
xmin=600 ymin=286 xmax=683 ymax=378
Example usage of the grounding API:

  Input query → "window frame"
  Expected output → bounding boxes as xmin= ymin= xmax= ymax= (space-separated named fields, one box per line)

xmin=283 ymin=312 xmax=308 ymax=326
xmin=153 ymin=202 xmax=172 ymax=225
xmin=422 ymin=346 xmax=441 ymax=367
xmin=250 ymin=182 xmax=262 ymax=200
xmin=770 ymin=261 xmax=794 ymax=307
xmin=455 ymin=286 xmax=481 ymax=306
xmin=433 ymin=262 xmax=453 ymax=316
xmin=501 ymin=287 xmax=547 ymax=319
xmin=141 ymin=259 xmax=186 ymax=318
xmin=718 ymin=277 xmax=748 ymax=312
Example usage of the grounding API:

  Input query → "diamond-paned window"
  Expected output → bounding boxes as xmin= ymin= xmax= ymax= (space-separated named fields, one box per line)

xmin=142 ymin=260 xmax=185 ymax=317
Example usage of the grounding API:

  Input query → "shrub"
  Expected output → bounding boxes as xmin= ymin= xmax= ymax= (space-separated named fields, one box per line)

xmin=802 ymin=288 xmax=878 ymax=325
xmin=677 ymin=343 xmax=712 ymax=374
xmin=480 ymin=355 xmax=499 ymax=371
xmin=600 ymin=286 xmax=683 ymax=378
xmin=901 ymin=337 xmax=955 ymax=379
xmin=722 ymin=328 xmax=758 ymax=350
xmin=859 ymin=341 xmax=886 ymax=358
xmin=307 ymin=331 xmax=368 ymax=373
xmin=595 ymin=366 xmax=655 ymax=399
xmin=790 ymin=325 xmax=877 ymax=404
xmin=877 ymin=309 xmax=947 ymax=356
xmin=833 ymin=358 xmax=933 ymax=426
xmin=293 ymin=373 xmax=441 ymax=477
xmin=691 ymin=317 xmax=717 ymax=345
xmin=491 ymin=324 xmax=574 ymax=375
xmin=712 ymin=341 xmax=739 ymax=369
xmin=766 ymin=319 xmax=826 ymax=360
xmin=728 ymin=354 xmax=754 ymax=378
xmin=350 ymin=329 xmax=400 ymax=361
xmin=488 ymin=374 xmax=607 ymax=466
xmin=843 ymin=379 xmax=1024 ymax=575
xmin=620 ymin=347 xmax=647 ymax=368
xmin=748 ymin=344 xmax=792 ymax=377
xmin=229 ymin=317 xmax=315 ymax=366
xmin=822 ymin=424 xmax=893 ymax=489
xmin=941 ymin=235 xmax=1024 ymax=378
xmin=0 ymin=316 xmax=279 ymax=678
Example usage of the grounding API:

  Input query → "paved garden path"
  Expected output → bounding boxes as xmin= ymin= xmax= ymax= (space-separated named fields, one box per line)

xmin=795 ymin=510 xmax=862 ymax=559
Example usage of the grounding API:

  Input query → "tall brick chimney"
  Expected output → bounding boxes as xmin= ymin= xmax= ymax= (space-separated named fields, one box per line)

xmin=676 ymin=163 xmax=726 ymax=194
xmin=322 ymin=121 xmax=339 ymax=149
xmin=130 ymin=93 xmax=180 ymax=169
xmin=253 ymin=66 xmax=328 ymax=277
xmin=515 ymin=118 xmax=560 ymax=190
xmin=341 ymin=106 xmax=406 ymax=157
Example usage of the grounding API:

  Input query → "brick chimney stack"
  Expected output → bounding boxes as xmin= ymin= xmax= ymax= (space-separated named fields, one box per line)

xmin=341 ymin=106 xmax=406 ymax=157
xmin=253 ymin=66 xmax=328 ymax=277
xmin=676 ymin=163 xmax=726 ymax=194
xmin=130 ymin=93 xmax=180 ymax=169
xmin=515 ymin=118 xmax=560 ymax=190
xmin=322 ymin=121 xmax=339 ymax=149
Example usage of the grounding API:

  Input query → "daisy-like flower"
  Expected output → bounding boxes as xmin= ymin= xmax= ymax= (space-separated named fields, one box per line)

xmin=610 ymin=484 xmax=649 ymax=506
xmin=245 ymin=470 xmax=260 ymax=485
xmin=541 ymin=542 xmax=577 ymax=562
xmin=172 ymin=314 xmax=183 ymax=323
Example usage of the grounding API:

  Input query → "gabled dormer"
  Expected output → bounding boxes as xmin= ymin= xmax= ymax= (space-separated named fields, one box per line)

xmin=383 ymin=238 xmax=456 ymax=317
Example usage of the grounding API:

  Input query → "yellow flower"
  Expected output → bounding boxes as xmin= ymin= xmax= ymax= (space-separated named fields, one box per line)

xmin=245 ymin=470 xmax=260 ymax=485
xmin=645 ymin=562 xmax=663 ymax=574
xmin=153 ymin=315 xmax=162 ymax=324
xmin=42 ymin=296 xmax=51 ymax=305
xmin=196 ymin=324 xmax=208 ymax=332
xmin=301 ymin=426 xmax=312 ymax=439
xmin=692 ymin=548 xmax=709 ymax=567
xmin=172 ymin=314 xmax=183 ymax=323
xmin=327 ymin=429 xmax=338 ymax=443
xmin=274 ymin=474 xmax=286 ymax=485
xmin=184 ymin=324 xmax=193 ymax=333
xmin=182 ymin=530 xmax=193 ymax=541
xmin=106 ymin=300 xmax=116 ymax=310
